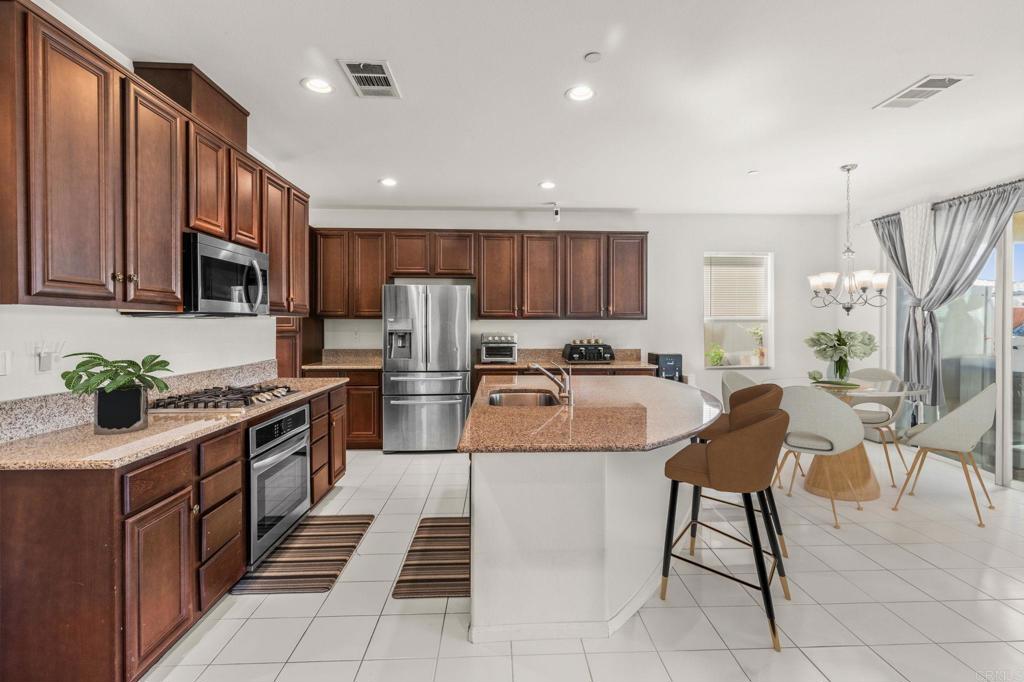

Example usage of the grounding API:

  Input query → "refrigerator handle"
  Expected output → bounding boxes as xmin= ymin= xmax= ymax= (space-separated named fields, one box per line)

xmin=424 ymin=288 xmax=430 ymax=369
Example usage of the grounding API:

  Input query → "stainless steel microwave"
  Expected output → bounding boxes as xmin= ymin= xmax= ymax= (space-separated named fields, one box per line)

xmin=183 ymin=233 xmax=269 ymax=315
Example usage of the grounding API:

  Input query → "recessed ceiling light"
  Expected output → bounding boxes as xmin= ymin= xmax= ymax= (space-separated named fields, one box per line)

xmin=747 ymin=169 xmax=760 ymax=176
xmin=378 ymin=177 xmax=397 ymax=187
xmin=538 ymin=180 xmax=556 ymax=190
xmin=565 ymin=84 xmax=595 ymax=102
xmin=301 ymin=77 xmax=333 ymax=94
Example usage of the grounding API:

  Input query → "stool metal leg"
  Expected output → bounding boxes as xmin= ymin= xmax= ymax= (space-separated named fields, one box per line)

xmin=757 ymin=490 xmax=791 ymax=601
xmin=689 ymin=484 xmax=702 ymax=555
xmin=744 ymin=492 xmax=781 ymax=651
xmin=762 ymin=487 xmax=788 ymax=558
xmin=661 ymin=480 xmax=679 ymax=600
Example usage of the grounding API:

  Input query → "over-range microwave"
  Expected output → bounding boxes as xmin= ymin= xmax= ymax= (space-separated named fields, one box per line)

xmin=183 ymin=233 xmax=269 ymax=316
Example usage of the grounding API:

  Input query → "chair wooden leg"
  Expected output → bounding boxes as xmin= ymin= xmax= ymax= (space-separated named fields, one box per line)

xmin=839 ymin=463 xmax=863 ymax=511
xmin=787 ymin=453 xmax=801 ymax=497
xmin=774 ymin=451 xmax=791 ymax=489
xmin=797 ymin=459 xmax=806 ymax=477
xmin=893 ymin=448 xmax=925 ymax=512
xmin=763 ymin=487 xmax=788 ymax=558
xmin=876 ymin=427 xmax=897 ymax=488
xmin=689 ymin=484 xmax=702 ymax=556
xmin=889 ymin=427 xmax=909 ymax=472
xmin=757 ymin=490 xmax=791 ymax=600
xmin=824 ymin=460 xmax=840 ymax=529
xmin=958 ymin=452 xmax=986 ymax=528
xmin=909 ymin=449 xmax=928 ymax=496
xmin=743 ymin=493 xmax=780 ymax=651
xmin=966 ymin=451 xmax=995 ymax=510
xmin=660 ymin=480 xmax=679 ymax=599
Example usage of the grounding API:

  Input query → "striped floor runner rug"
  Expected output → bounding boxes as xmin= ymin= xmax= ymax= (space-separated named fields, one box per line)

xmin=231 ymin=515 xmax=374 ymax=594
xmin=392 ymin=517 xmax=470 ymax=599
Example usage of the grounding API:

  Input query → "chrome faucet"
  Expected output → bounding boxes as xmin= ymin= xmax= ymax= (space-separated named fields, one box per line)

xmin=530 ymin=363 xmax=574 ymax=406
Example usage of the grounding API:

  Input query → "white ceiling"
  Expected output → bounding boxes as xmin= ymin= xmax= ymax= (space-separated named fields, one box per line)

xmin=53 ymin=0 xmax=1024 ymax=215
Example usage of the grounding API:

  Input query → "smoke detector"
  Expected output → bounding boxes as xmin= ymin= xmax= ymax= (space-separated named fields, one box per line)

xmin=337 ymin=60 xmax=401 ymax=98
xmin=874 ymin=74 xmax=970 ymax=109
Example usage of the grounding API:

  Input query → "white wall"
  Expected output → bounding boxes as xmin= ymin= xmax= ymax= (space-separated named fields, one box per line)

xmin=311 ymin=208 xmax=840 ymax=395
xmin=0 ymin=306 xmax=275 ymax=401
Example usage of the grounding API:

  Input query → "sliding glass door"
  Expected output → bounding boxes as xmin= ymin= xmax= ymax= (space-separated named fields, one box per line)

xmin=1008 ymin=212 xmax=1024 ymax=483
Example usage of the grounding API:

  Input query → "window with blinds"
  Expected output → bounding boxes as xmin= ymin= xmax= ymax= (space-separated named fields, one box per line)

xmin=703 ymin=252 xmax=773 ymax=369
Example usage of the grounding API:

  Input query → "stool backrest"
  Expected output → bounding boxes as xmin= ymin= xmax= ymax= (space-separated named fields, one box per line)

xmin=729 ymin=383 xmax=783 ymax=421
xmin=707 ymin=409 xmax=790 ymax=493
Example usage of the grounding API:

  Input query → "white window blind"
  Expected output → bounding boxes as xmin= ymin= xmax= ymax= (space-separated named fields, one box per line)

xmin=703 ymin=254 xmax=770 ymax=318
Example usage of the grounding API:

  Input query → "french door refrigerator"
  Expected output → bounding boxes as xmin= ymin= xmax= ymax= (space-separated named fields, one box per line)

xmin=382 ymin=284 xmax=471 ymax=452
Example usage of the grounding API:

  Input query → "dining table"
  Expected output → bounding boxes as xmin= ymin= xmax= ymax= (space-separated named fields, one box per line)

xmin=802 ymin=379 xmax=928 ymax=502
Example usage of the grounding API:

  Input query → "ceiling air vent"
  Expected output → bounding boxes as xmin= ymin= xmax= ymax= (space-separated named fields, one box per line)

xmin=874 ymin=74 xmax=970 ymax=109
xmin=338 ymin=60 xmax=401 ymax=98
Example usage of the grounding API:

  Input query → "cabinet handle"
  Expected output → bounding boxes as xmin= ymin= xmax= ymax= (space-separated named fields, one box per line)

xmin=127 ymin=273 xmax=138 ymax=283
xmin=192 ymin=504 xmax=200 ymax=516
xmin=111 ymin=272 xmax=124 ymax=283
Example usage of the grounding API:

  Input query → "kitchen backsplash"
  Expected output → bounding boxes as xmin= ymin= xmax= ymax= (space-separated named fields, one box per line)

xmin=0 ymin=359 xmax=277 ymax=444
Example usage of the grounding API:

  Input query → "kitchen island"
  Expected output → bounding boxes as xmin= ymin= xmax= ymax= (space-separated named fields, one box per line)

xmin=458 ymin=374 xmax=721 ymax=642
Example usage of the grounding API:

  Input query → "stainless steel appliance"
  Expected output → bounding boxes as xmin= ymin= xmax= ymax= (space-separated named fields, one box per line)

xmin=648 ymin=352 xmax=684 ymax=381
xmin=183 ymin=232 xmax=269 ymax=315
xmin=479 ymin=332 xmax=518 ymax=364
xmin=150 ymin=383 xmax=296 ymax=413
xmin=562 ymin=339 xmax=615 ymax=363
xmin=383 ymin=284 xmax=471 ymax=452
xmin=247 ymin=404 xmax=311 ymax=567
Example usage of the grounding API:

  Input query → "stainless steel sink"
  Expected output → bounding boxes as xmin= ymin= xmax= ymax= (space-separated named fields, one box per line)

xmin=488 ymin=391 xmax=561 ymax=407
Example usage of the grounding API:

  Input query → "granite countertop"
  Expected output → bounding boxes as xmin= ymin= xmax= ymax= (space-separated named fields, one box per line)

xmin=457 ymin=374 xmax=721 ymax=453
xmin=303 ymin=349 xmax=382 ymax=371
xmin=0 ymin=377 xmax=348 ymax=471
xmin=474 ymin=348 xmax=657 ymax=371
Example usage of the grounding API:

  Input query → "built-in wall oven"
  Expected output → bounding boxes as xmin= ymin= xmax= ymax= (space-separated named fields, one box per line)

xmin=248 ymin=404 xmax=310 ymax=567
xmin=184 ymin=232 xmax=269 ymax=315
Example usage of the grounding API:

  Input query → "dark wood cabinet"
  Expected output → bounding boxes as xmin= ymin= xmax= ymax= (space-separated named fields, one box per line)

xmin=229 ymin=150 xmax=261 ymax=249
xmin=521 ymin=233 xmax=562 ymax=318
xmin=477 ymin=232 xmax=519 ymax=318
xmin=434 ymin=232 xmax=475 ymax=276
xmin=350 ymin=231 xmax=386 ymax=317
xmin=288 ymin=190 xmax=310 ymax=315
xmin=187 ymin=122 xmax=229 ymax=238
xmin=388 ymin=231 xmax=432 ymax=276
xmin=124 ymin=487 xmax=194 ymax=681
xmin=346 ymin=385 xmax=381 ymax=449
xmin=275 ymin=317 xmax=300 ymax=377
xmin=607 ymin=233 xmax=647 ymax=319
xmin=26 ymin=15 xmax=120 ymax=303
xmin=124 ymin=81 xmax=184 ymax=309
xmin=263 ymin=171 xmax=290 ymax=313
xmin=316 ymin=230 xmax=350 ymax=316
xmin=329 ymin=406 xmax=348 ymax=482
xmin=564 ymin=232 xmax=606 ymax=318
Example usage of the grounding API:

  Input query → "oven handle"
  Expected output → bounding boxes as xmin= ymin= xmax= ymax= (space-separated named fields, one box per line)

xmin=388 ymin=399 xmax=464 ymax=405
xmin=252 ymin=432 xmax=308 ymax=472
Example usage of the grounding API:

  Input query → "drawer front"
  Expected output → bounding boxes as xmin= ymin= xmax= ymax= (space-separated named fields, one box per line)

xmin=311 ymin=414 xmax=328 ymax=442
xmin=199 ymin=461 xmax=242 ymax=512
xmin=310 ymin=394 xmax=329 ymax=419
xmin=200 ymin=492 xmax=244 ymax=562
xmin=311 ymin=464 xmax=330 ymax=506
xmin=329 ymin=386 xmax=347 ymax=410
xmin=310 ymin=435 xmax=329 ymax=472
xmin=124 ymin=448 xmax=194 ymax=515
xmin=198 ymin=533 xmax=245 ymax=611
xmin=340 ymin=370 xmax=379 ymax=386
xmin=198 ymin=428 xmax=243 ymax=477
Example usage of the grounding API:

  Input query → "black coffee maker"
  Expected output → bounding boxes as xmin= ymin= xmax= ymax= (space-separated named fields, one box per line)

xmin=647 ymin=353 xmax=684 ymax=382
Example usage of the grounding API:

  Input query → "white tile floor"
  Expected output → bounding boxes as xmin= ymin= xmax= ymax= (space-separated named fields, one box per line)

xmin=143 ymin=441 xmax=1024 ymax=681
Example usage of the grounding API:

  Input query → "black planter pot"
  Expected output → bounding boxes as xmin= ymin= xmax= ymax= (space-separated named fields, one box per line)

xmin=94 ymin=386 xmax=149 ymax=434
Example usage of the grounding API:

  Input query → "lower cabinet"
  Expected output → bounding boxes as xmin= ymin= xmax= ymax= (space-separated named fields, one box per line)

xmin=303 ymin=370 xmax=382 ymax=449
xmin=330 ymin=405 xmax=348 ymax=481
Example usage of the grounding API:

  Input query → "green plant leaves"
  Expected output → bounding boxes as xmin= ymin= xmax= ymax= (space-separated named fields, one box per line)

xmin=60 ymin=352 xmax=174 ymax=395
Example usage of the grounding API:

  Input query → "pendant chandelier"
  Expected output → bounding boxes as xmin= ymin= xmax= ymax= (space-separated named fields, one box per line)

xmin=808 ymin=163 xmax=890 ymax=315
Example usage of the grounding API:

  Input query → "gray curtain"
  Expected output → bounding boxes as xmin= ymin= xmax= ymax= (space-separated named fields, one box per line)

xmin=873 ymin=181 xmax=1023 ymax=406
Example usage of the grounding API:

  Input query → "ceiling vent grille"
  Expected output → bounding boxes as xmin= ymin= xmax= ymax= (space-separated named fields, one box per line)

xmin=338 ymin=60 xmax=401 ymax=98
xmin=874 ymin=74 xmax=970 ymax=109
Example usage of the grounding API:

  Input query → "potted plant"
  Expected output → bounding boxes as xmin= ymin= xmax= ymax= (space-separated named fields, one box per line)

xmin=61 ymin=353 xmax=172 ymax=434
xmin=748 ymin=325 xmax=766 ymax=365
xmin=804 ymin=329 xmax=877 ymax=382
xmin=705 ymin=342 xmax=726 ymax=367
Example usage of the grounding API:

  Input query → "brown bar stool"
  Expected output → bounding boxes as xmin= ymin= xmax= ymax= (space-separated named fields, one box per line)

xmin=661 ymin=408 xmax=791 ymax=651
xmin=693 ymin=383 xmax=790 ymax=558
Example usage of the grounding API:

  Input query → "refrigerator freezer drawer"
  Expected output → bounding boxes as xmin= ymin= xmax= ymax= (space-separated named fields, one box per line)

xmin=382 ymin=371 xmax=471 ymax=396
xmin=383 ymin=394 xmax=471 ymax=452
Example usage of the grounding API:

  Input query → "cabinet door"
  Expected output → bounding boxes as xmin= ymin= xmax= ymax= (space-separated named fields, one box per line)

xmin=262 ymin=171 xmax=290 ymax=313
xmin=316 ymin=230 xmax=350 ymax=316
xmin=607 ymin=234 xmax=647 ymax=319
xmin=26 ymin=16 xmax=120 ymax=302
xmin=187 ymin=123 xmax=229 ymax=238
xmin=276 ymin=330 xmax=299 ymax=378
xmin=564 ymin=233 xmax=606 ymax=318
xmin=124 ymin=487 xmax=194 ymax=681
xmin=346 ymin=385 xmax=381 ymax=448
xmin=433 ymin=232 xmax=475 ymax=276
xmin=388 ymin=231 xmax=431 ymax=276
xmin=287 ymin=190 xmax=310 ymax=315
xmin=521 ymin=233 xmax=561 ymax=318
xmin=477 ymin=232 xmax=519 ymax=318
xmin=124 ymin=81 xmax=184 ymax=309
xmin=229 ymin=150 xmax=261 ymax=249
xmin=349 ymin=231 xmax=386 ymax=318
xmin=329 ymin=406 xmax=347 ymax=482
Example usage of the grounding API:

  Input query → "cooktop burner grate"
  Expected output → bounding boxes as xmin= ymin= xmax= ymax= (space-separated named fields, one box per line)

xmin=150 ymin=384 xmax=296 ymax=412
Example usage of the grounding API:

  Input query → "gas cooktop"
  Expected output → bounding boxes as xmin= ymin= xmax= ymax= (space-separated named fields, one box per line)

xmin=150 ymin=383 xmax=296 ymax=412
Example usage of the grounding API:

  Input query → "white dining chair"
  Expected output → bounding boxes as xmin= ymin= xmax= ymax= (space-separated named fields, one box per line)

xmin=778 ymin=386 xmax=866 ymax=528
xmin=721 ymin=371 xmax=756 ymax=410
xmin=848 ymin=368 xmax=910 ymax=487
xmin=892 ymin=383 xmax=997 ymax=527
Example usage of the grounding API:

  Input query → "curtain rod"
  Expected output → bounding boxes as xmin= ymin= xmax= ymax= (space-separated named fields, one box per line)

xmin=871 ymin=177 xmax=1024 ymax=222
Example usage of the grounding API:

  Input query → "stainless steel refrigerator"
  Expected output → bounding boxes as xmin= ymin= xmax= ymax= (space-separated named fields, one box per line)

xmin=382 ymin=284 xmax=471 ymax=452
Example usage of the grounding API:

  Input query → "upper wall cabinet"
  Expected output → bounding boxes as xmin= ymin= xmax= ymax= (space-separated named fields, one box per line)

xmin=476 ymin=232 xmax=562 ymax=319
xmin=520 ymin=233 xmax=562 ymax=318
xmin=316 ymin=230 xmax=349 ymax=317
xmin=287 ymin=190 xmax=310 ymax=316
xmin=187 ymin=122 xmax=229 ymax=239
xmin=229 ymin=150 xmax=261 ymax=250
xmin=607 ymin=233 xmax=647 ymax=319
xmin=387 ymin=230 xmax=475 ymax=277
xmin=263 ymin=170 xmax=290 ymax=313
xmin=388 ymin=231 xmax=431 ymax=276
xmin=477 ymin=232 xmax=519 ymax=318
xmin=349 ymin=231 xmax=386 ymax=317
xmin=563 ymin=232 xmax=647 ymax=319
xmin=433 ymin=232 xmax=475 ymax=276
